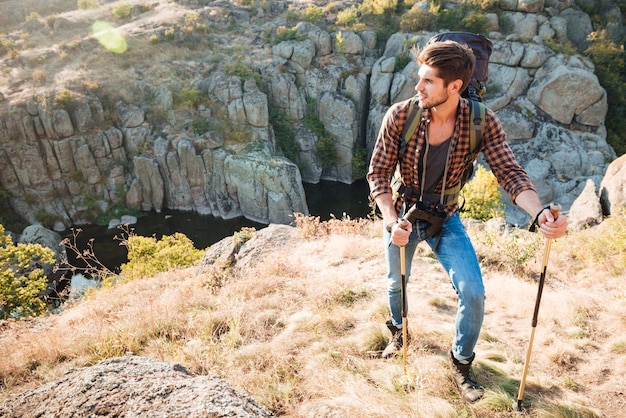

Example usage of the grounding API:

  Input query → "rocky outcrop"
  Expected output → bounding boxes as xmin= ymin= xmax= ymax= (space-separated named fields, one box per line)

xmin=600 ymin=154 xmax=626 ymax=216
xmin=568 ymin=179 xmax=604 ymax=230
xmin=0 ymin=0 xmax=621 ymax=229
xmin=0 ymin=356 xmax=274 ymax=417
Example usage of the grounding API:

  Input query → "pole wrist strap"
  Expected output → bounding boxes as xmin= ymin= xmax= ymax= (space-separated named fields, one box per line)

xmin=529 ymin=205 xmax=550 ymax=232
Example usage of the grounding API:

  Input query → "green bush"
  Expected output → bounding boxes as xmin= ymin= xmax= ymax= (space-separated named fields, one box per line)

xmin=77 ymin=0 xmax=98 ymax=9
xmin=223 ymin=61 xmax=262 ymax=86
xmin=112 ymin=3 xmax=132 ymax=19
xmin=400 ymin=9 xmax=436 ymax=32
xmin=585 ymin=31 xmax=626 ymax=156
xmin=316 ymin=136 xmax=338 ymax=170
xmin=269 ymin=108 xmax=299 ymax=162
xmin=460 ymin=164 xmax=505 ymax=221
xmin=461 ymin=11 xmax=490 ymax=35
xmin=273 ymin=26 xmax=300 ymax=43
xmin=303 ymin=100 xmax=338 ymax=170
xmin=394 ymin=51 xmax=412 ymax=71
xmin=191 ymin=117 xmax=210 ymax=135
xmin=359 ymin=0 xmax=398 ymax=16
xmin=120 ymin=232 xmax=204 ymax=281
xmin=303 ymin=4 xmax=324 ymax=25
xmin=336 ymin=6 xmax=359 ymax=26
xmin=53 ymin=90 xmax=76 ymax=111
xmin=0 ymin=224 xmax=55 ymax=319
xmin=351 ymin=145 xmax=369 ymax=179
xmin=174 ymin=87 xmax=202 ymax=109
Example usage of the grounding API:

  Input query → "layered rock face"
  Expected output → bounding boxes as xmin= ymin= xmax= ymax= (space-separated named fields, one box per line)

xmin=0 ymin=0 xmax=621 ymax=229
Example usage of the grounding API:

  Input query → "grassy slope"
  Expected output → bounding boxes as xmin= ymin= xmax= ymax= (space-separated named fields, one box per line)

xmin=0 ymin=216 xmax=624 ymax=417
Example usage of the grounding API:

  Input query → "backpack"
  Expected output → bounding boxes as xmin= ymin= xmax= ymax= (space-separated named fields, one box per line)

xmin=391 ymin=32 xmax=493 ymax=207
xmin=428 ymin=32 xmax=493 ymax=102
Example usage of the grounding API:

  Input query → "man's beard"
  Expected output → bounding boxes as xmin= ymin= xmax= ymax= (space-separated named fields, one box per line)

xmin=419 ymin=91 xmax=449 ymax=109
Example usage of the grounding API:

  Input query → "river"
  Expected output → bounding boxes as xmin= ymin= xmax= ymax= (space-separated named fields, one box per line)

xmin=66 ymin=180 xmax=372 ymax=274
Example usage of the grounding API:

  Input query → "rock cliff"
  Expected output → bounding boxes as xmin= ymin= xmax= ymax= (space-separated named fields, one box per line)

xmin=0 ymin=0 xmax=621 ymax=229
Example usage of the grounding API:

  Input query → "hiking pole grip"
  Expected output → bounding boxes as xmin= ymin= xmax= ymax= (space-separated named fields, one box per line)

xmin=549 ymin=202 xmax=562 ymax=219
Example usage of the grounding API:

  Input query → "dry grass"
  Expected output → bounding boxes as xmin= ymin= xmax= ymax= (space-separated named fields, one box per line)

xmin=0 ymin=216 xmax=624 ymax=417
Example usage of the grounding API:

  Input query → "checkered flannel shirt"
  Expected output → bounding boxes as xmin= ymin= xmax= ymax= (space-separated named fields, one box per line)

xmin=367 ymin=97 xmax=536 ymax=217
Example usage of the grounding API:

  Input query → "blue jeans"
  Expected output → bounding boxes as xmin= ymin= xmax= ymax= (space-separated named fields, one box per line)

xmin=383 ymin=213 xmax=484 ymax=362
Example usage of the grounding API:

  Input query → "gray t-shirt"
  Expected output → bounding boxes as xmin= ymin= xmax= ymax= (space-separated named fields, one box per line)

xmin=419 ymin=137 xmax=452 ymax=197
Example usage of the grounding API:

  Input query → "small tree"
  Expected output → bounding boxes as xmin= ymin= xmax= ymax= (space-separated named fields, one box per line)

xmin=460 ymin=165 xmax=505 ymax=221
xmin=120 ymin=232 xmax=204 ymax=281
xmin=0 ymin=224 xmax=55 ymax=319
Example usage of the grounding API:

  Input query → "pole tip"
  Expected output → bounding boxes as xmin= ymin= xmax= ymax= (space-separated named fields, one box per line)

xmin=513 ymin=400 xmax=525 ymax=413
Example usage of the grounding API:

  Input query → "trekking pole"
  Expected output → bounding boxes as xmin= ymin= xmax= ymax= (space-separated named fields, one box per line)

xmin=400 ymin=245 xmax=408 ymax=375
xmin=515 ymin=203 xmax=561 ymax=412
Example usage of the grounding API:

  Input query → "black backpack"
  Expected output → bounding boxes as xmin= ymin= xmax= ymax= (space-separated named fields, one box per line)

xmin=428 ymin=32 xmax=493 ymax=102
xmin=391 ymin=32 xmax=493 ymax=207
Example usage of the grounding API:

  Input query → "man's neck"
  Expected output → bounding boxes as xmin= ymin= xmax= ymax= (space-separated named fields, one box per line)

xmin=429 ymin=96 xmax=460 ymax=124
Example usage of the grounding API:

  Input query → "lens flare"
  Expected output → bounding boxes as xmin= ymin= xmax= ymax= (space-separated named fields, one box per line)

xmin=92 ymin=20 xmax=127 ymax=54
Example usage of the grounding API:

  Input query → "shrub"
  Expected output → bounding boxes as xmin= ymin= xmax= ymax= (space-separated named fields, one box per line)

xmin=585 ymin=31 xmax=626 ymax=156
xmin=316 ymin=136 xmax=338 ymax=170
xmin=461 ymin=11 xmax=490 ymax=35
xmin=112 ymin=3 xmax=132 ymax=19
xmin=223 ymin=61 xmax=262 ymax=86
xmin=400 ymin=9 xmax=436 ymax=32
xmin=191 ymin=117 xmax=210 ymax=135
xmin=120 ymin=232 xmax=204 ymax=281
xmin=33 ymin=69 xmax=46 ymax=84
xmin=269 ymin=108 xmax=299 ymax=162
xmin=359 ymin=0 xmax=398 ymax=16
xmin=78 ymin=0 xmax=98 ymax=9
xmin=394 ymin=51 xmax=411 ymax=71
xmin=460 ymin=164 xmax=505 ymax=221
xmin=0 ymin=224 xmax=55 ymax=319
xmin=53 ymin=90 xmax=76 ymax=111
xmin=351 ymin=145 xmax=369 ymax=179
xmin=336 ymin=6 xmax=359 ymax=26
xmin=302 ymin=100 xmax=338 ymax=170
xmin=274 ymin=26 xmax=299 ymax=43
xmin=174 ymin=87 xmax=202 ymax=109
xmin=303 ymin=4 xmax=324 ymax=25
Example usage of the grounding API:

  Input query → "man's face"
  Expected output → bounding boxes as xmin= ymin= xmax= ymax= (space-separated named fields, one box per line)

xmin=415 ymin=64 xmax=449 ymax=109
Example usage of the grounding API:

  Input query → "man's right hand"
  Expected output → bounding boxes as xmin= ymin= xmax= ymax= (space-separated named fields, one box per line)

xmin=390 ymin=218 xmax=412 ymax=247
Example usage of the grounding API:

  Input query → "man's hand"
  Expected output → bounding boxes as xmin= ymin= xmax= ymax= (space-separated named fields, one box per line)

xmin=515 ymin=192 xmax=568 ymax=239
xmin=537 ymin=204 xmax=568 ymax=239
xmin=390 ymin=218 xmax=412 ymax=247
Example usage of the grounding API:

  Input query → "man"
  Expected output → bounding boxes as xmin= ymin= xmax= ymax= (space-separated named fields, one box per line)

xmin=366 ymin=40 xmax=568 ymax=403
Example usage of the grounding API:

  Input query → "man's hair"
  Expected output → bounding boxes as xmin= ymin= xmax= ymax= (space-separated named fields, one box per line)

xmin=413 ymin=40 xmax=476 ymax=91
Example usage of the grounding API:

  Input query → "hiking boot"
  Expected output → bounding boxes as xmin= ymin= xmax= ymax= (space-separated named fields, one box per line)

xmin=449 ymin=350 xmax=484 ymax=402
xmin=381 ymin=320 xmax=409 ymax=359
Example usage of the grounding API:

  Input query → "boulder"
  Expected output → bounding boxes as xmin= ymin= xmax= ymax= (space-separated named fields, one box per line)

xmin=600 ymin=154 xmax=626 ymax=216
xmin=569 ymin=179 xmax=603 ymax=230
xmin=527 ymin=55 xmax=606 ymax=126
xmin=0 ymin=356 xmax=274 ymax=418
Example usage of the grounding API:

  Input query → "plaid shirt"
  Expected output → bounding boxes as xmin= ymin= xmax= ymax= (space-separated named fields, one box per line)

xmin=367 ymin=97 xmax=536 ymax=217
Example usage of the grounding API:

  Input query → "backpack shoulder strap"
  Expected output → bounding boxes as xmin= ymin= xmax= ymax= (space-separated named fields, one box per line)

xmin=442 ymin=99 xmax=486 ymax=206
xmin=398 ymin=96 xmax=422 ymax=160
xmin=391 ymin=97 xmax=423 ymax=202
xmin=468 ymin=99 xmax=486 ymax=155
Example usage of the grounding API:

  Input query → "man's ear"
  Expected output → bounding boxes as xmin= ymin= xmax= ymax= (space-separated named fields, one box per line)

xmin=449 ymin=79 xmax=464 ymax=94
